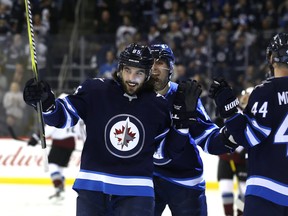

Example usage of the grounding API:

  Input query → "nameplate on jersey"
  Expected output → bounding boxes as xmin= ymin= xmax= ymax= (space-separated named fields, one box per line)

xmin=278 ymin=91 xmax=288 ymax=105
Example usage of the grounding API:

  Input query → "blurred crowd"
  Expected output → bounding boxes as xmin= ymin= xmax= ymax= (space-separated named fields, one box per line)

xmin=91 ymin=0 xmax=287 ymax=89
xmin=0 ymin=0 xmax=287 ymax=137
xmin=0 ymin=0 xmax=73 ymax=137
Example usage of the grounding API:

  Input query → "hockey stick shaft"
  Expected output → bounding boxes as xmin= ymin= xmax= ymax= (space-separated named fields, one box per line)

xmin=24 ymin=0 xmax=49 ymax=172
xmin=229 ymin=160 xmax=245 ymax=211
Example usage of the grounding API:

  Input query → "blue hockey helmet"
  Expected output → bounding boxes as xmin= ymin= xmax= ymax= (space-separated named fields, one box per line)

xmin=118 ymin=43 xmax=153 ymax=76
xmin=150 ymin=44 xmax=175 ymax=74
xmin=266 ymin=32 xmax=288 ymax=65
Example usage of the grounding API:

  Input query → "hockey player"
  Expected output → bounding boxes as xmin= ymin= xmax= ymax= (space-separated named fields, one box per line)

xmin=27 ymin=97 xmax=85 ymax=201
xmin=216 ymin=88 xmax=253 ymax=216
xmin=150 ymin=44 xmax=239 ymax=216
xmin=28 ymin=123 xmax=84 ymax=200
xmin=209 ymin=33 xmax=288 ymax=216
xmin=23 ymin=43 xmax=202 ymax=216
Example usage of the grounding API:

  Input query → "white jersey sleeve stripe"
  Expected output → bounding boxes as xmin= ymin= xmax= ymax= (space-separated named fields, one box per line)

xmin=247 ymin=117 xmax=271 ymax=137
xmin=168 ymin=174 xmax=204 ymax=187
xmin=59 ymin=102 xmax=74 ymax=128
xmin=154 ymin=128 xmax=169 ymax=140
xmin=245 ymin=125 xmax=260 ymax=147
xmin=194 ymin=126 xmax=217 ymax=145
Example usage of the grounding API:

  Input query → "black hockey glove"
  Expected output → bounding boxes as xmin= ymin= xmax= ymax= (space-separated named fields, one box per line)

xmin=172 ymin=80 xmax=202 ymax=129
xmin=208 ymin=78 xmax=239 ymax=118
xmin=27 ymin=133 xmax=40 ymax=146
xmin=23 ymin=78 xmax=56 ymax=112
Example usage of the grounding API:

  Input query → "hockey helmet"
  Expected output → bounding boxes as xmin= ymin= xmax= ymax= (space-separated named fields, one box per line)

xmin=118 ymin=43 xmax=153 ymax=76
xmin=150 ymin=44 xmax=175 ymax=74
xmin=266 ymin=32 xmax=288 ymax=65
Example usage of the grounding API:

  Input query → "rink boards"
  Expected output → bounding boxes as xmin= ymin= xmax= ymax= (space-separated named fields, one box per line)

xmin=0 ymin=138 xmax=220 ymax=189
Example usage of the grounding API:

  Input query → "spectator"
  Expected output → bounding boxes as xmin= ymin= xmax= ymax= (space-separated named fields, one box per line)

xmin=172 ymin=63 xmax=187 ymax=82
xmin=10 ymin=0 xmax=25 ymax=34
xmin=211 ymin=33 xmax=232 ymax=80
xmin=94 ymin=9 xmax=116 ymax=35
xmin=147 ymin=25 xmax=162 ymax=44
xmin=97 ymin=50 xmax=117 ymax=79
xmin=115 ymin=15 xmax=137 ymax=49
xmin=192 ymin=9 xmax=208 ymax=38
xmin=39 ymin=0 xmax=60 ymax=34
xmin=187 ymin=44 xmax=209 ymax=77
xmin=277 ymin=0 xmax=288 ymax=28
xmin=165 ymin=21 xmax=184 ymax=49
xmin=156 ymin=14 xmax=169 ymax=34
xmin=230 ymin=37 xmax=246 ymax=86
xmin=0 ymin=3 xmax=12 ymax=42
xmin=178 ymin=10 xmax=193 ymax=36
xmin=3 ymin=81 xmax=26 ymax=138
xmin=4 ymin=34 xmax=26 ymax=73
xmin=33 ymin=13 xmax=49 ymax=38
xmin=166 ymin=1 xmax=181 ymax=22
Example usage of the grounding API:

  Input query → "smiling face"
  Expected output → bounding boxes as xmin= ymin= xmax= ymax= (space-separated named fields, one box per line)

xmin=119 ymin=65 xmax=147 ymax=95
xmin=151 ymin=59 xmax=170 ymax=94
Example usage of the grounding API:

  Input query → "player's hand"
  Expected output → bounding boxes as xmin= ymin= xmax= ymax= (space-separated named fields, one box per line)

xmin=27 ymin=133 xmax=40 ymax=146
xmin=23 ymin=78 xmax=56 ymax=112
xmin=209 ymin=78 xmax=239 ymax=118
xmin=220 ymin=127 xmax=239 ymax=151
xmin=172 ymin=80 xmax=202 ymax=128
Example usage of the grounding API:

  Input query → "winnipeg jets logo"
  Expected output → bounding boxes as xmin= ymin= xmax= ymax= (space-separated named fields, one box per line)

xmin=114 ymin=117 xmax=136 ymax=149
xmin=105 ymin=114 xmax=145 ymax=158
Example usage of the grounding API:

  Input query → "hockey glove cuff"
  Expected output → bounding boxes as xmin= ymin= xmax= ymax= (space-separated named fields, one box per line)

xmin=172 ymin=80 xmax=202 ymax=129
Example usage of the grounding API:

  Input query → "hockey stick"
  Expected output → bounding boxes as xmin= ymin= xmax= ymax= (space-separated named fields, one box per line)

xmin=229 ymin=160 xmax=245 ymax=212
xmin=24 ymin=0 xmax=49 ymax=172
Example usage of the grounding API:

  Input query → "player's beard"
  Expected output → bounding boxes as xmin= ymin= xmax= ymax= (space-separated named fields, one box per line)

xmin=122 ymin=80 xmax=144 ymax=96
xmin=113 ymin=71 xmax=152 ymax=95
xmin=151 ymin=77 xmax=169 ymax=92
